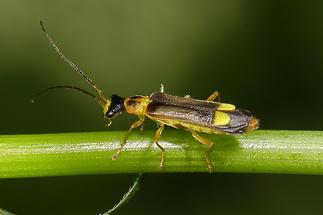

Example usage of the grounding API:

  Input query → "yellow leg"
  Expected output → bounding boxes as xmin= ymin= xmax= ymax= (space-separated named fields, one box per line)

xmin=152 ymin=125 xmax=165 ymax=168
xmin=207 ymin=91 xmax=220 ymax=102
xmin=112 ymin=117 xmax=145 ymax=160
xmin=191 ymin=131 xmax=215 ymax=173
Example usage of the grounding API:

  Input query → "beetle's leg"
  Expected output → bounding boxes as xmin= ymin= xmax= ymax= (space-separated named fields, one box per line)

xmin=112 ymin=117 xmax=145 ymax=160
xmin=104 ymin=117 xmax=113 ymax=127
xmin=152 ymin=124 xmax=165 ymax=168
xmin=207 ymin=91 xmax=220 ymax=102
xmin=160 ymin=84 xmax=164 ymax=93
xmin=191 ymin=131 xmax=215 ymax=173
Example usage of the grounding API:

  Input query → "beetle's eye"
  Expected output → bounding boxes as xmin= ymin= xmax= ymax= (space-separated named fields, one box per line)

xmin=106 ymin=111 xmax=114 ymax=118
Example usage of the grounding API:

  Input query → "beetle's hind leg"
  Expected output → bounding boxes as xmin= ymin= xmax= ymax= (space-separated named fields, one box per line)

xmin=152 ymin=124 xmax=165 ymax=168
xmin=191 ymin=131 xmax=215 ymax=173
xmin=112 ymin=117 xmax=145 ymax=160
xmin=207 ymin=91 xmax=220 ymax=102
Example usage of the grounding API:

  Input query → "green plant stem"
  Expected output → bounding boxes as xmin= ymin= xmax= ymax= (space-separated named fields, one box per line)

xmin=0 ymin=207 xmax=14 ymax=215
xmin=1 ymin=130 xmax=323 ymax=178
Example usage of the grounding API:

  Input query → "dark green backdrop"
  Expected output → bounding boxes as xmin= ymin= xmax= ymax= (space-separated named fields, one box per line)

xmin=1 ymin=1 xmax=323 ymax=214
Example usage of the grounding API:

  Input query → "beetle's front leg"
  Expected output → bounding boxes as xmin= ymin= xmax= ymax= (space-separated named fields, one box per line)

xmin=112 ymin=117 xmax=145 ymax=160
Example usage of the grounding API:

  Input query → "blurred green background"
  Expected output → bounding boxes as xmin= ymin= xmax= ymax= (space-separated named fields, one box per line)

xmin=1 ymin=0 xmax=323 ymax=214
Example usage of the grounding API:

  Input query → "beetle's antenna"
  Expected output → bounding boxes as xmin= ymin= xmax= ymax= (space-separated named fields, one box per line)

xmin=31 ymin=85 xmax=97 ymax=103
xmin=40 ymin=21 xmax=107 ymax=107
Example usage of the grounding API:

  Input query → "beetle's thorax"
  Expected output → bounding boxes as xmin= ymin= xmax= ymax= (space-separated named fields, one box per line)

xmin=124 ymin=95 xmax=150 ymax=116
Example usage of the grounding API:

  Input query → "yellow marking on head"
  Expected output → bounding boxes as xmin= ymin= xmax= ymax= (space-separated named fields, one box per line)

xmin=103 ymin=99 xmax=111 ymax=114
xmin=213 ymin=111 xmax=230 ymax=126
xmin=218 ymin=103 xmax=236 ymax=111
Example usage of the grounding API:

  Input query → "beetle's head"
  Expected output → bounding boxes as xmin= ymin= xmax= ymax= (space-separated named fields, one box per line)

xmin=103 ymin=94 xmax=125 ymax=126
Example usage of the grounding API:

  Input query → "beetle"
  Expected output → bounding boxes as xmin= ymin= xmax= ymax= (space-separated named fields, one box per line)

xmin=38 ymin=21 xmax=259 ymax=173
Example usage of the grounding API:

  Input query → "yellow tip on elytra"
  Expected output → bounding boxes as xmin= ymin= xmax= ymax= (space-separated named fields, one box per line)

xmin=218 ymin=103 xmax=236 ymax=111
xmin=213 ymin=111 xmax=231 ymax=126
